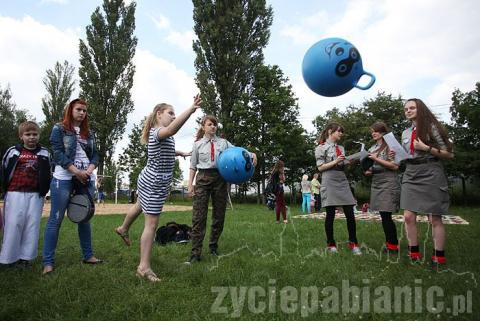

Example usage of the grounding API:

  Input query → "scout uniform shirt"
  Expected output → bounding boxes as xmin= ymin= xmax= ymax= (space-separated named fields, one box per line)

xmin=190 ymin=135 xmax=233 ymax=170
xmin=315 ymin=140 xmax=356 ymax=207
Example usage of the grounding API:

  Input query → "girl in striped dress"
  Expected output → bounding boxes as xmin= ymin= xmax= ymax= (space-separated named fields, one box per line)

xmin=133 ymin=95 xmax=201 ymax=282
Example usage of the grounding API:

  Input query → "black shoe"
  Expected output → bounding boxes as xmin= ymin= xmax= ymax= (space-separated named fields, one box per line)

xmin=184 ymin=255 xmax=201 ymax=265
xmin=16 ymin=259 xmax=33 ymax=268
xmin=210 ymin=248 xmax=219 ymax=256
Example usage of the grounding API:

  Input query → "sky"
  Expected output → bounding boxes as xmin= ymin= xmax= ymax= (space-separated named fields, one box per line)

xmin=1 ymin=0 xmax=479 ymax=183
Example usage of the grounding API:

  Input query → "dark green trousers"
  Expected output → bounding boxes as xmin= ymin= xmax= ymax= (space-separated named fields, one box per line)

xmin=191 ymin=169 xmax=228 ymax=256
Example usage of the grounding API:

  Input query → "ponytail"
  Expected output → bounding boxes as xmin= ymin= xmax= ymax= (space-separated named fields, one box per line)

xmin=317 ymin=122 xmax=344 ymax=144
xmin=141 ymin=103 xmax=171 ymax=144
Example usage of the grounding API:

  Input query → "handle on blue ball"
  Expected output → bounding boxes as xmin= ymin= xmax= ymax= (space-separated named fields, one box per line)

xmin=354 ymin=71 xmax=376 ymax=90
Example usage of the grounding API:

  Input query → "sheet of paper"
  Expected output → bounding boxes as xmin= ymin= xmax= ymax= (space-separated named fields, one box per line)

xmin=383 ymin=132 xmax=411 ymax=163
xmin=345 ymin=143 xmax=368 ymax=164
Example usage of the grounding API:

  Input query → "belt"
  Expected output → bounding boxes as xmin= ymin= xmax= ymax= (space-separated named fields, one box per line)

xmin=330 ymin=165 xmax=345 ymax=171
xmin=406 ymin=158 xmax=439 ymax=165
xmin=198 ymin=168 xmax=219 ymax=172
xmin=372 ymin=168 xmax=388 ymax=174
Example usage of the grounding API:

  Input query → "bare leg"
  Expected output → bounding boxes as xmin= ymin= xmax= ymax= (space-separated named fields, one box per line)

xmin=137 ymin=213 xmax=160 ymax=282
xmin=114 ymin=201 xmax=142 ymax=246
xmin=429 ymin=215 xmax=445 ymax=250
xmin=403 ymin=210 xmax=418 ymax=246
xmin=117 ymin=200 xmax=142 ymax=234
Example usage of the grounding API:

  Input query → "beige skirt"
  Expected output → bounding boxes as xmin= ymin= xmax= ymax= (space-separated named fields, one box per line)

xmin=370 ymin=170 xmax=400 ymax=213
xmin=320 ymin=170 xmax=356 ymax=207
xmin=400 ymin=161 xmax=449 ymax=215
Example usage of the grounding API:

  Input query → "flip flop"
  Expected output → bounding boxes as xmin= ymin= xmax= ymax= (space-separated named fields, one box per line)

xmin=115 ymin=227 xmax=131 ymax=246
xmin=136 ymin=268 xmax=161 ymax=283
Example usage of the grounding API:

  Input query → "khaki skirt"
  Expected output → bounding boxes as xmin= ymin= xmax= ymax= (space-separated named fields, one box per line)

xmin=400 ymin=161 xmax=449 ymax=215
xmin=370 ymin=170 xmax=400 ymax=213
xmin=320 ymin=170 xmax=356 ymax=207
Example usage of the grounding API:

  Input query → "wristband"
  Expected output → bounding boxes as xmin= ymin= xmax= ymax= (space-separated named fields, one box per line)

xmin=428 ymin=146 xmax=432 ymax=153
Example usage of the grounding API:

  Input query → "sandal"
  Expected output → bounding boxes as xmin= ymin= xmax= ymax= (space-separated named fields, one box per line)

xmin=115 ymin=227 xmax=131 ymax=246
xmin=136 ymin=267 xmax=161 ymax=283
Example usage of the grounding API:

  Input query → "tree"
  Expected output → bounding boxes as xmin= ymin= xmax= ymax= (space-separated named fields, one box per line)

xmin=239 ymin=64 xmax=310 ymax=202
xmin=0 ymin=84 xmax=28 ymax=192
xmin=447 ymin=82 xmax=480 ymax=201
xmin=192 ymin=0 xmax=273 ymax=142
xmin=79 ymin=0 xmax=137 ymax=175
xmin=118 ymin=119 xmax=146 ymax=190
xmin=172 ymin=159 xmax=183 ymax=187
xmin=40 ymin=60 xmax=76 ymax=147
xmin=102 ymin=159 xmax=124 ymax=199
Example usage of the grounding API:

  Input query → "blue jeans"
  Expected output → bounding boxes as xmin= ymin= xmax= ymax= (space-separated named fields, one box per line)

xmin=42 ymin=178 xmax=95 ymax=266
xmin=302 ymin=193 xmax=311 ymax=214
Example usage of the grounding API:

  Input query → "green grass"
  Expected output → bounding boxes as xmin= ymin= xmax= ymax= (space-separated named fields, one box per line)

xmin=1 ymin=205 xmax=479 ymax=320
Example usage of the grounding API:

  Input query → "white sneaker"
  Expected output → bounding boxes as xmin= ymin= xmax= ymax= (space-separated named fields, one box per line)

xmin=351 ymin=246 xmax=362 ymax=256
xmin=327 ymin=246 xmax=338 ymax=254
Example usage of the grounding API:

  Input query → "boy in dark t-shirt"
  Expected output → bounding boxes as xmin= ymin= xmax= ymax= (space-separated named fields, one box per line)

xmin=0 ymin=121 xmax=51 ymax=265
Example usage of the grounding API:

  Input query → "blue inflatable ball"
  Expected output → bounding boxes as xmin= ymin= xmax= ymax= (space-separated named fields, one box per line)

xmin=302 ymin=37 xmax=376 ymax=97
xmin=217 ymin=147 xmax=255 ymax=184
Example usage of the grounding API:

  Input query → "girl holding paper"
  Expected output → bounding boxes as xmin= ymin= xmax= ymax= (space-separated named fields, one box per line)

xmin=315 ymin=123 xmax=361 ymax=256
xmin=400 ymin=98 xmax=454 ymax=266
xmin=363 ymin=122 xmax=400 ymax=253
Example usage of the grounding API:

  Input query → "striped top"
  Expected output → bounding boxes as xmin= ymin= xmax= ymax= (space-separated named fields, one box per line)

xmin=145 ymin=127 xmax=175 ymax=173
xmin=136 ymin=127 xmax=175 ymax=215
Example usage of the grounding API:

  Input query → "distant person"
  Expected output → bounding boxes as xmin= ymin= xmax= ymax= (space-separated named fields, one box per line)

xmin=300 ymin=174 xmax=311 ymax=214
xmin=400 ymin=98 xmax=454 ymax=266
xmin=129 ymin=189 xmax=136 ymax=204
xmin=310 ymin=173 xmax=321 ymax=212
xmin=42 ymin=99 xmax=102 ymax=275
xmin=269 ymin=160 xmax=287 ymax=224
xmin=0 ymin=121 xmax=51 ymax=266
xmin=96 ymin=176 xmax=105 ymax=206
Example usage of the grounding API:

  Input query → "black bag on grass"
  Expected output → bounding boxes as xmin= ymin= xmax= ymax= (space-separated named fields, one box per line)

xmin=155 ymin=221 xmax=192 ymax=245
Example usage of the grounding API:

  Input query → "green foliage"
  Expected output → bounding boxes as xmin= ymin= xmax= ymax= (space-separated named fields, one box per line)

xmin=101 ymin=159 xmax=124 ymax=196
xmin=172 ymin=159 xmax=183 ymax=186
xmin=39 ymin=60 xmax=76 ymax=147
xmin=0 ymin=84 xmax=28 ymax=164
xmin=118 ymin=119 xmax=146 ymax=190
xmin=192 ymin=0 xmax=273 ymax=140
xmin=447 ymin=82 xmax=480 ymax=181
xmin=79 ymin=0 xmax=137 ymax=175
xmin=243 ymin=64 xmax=313 ymax=196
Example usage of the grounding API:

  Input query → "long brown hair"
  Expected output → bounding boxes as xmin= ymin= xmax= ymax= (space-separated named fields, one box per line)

xmin=63 ymin=98 xmax=89 ymax=138
xmin=406 ymin=98 xmax=453 ymax=152
xmin=317 ymin=122 xmax=344 ymax=144
xmin=270 ymin=160 xmax=285 ymax=176
xmin=270 ymin=160 xmax=285 ymax=182
xmin=370 ymin=121 xmax=390 ymax=154
xmin=141 ymin=103 xmax=172 ymax=144
xmin=195 ymin=115 xmax=218 ymax=141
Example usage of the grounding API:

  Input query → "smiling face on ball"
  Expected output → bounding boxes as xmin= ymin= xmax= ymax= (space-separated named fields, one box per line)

xmin=325 ymin=41 xmax=360 ymax=78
